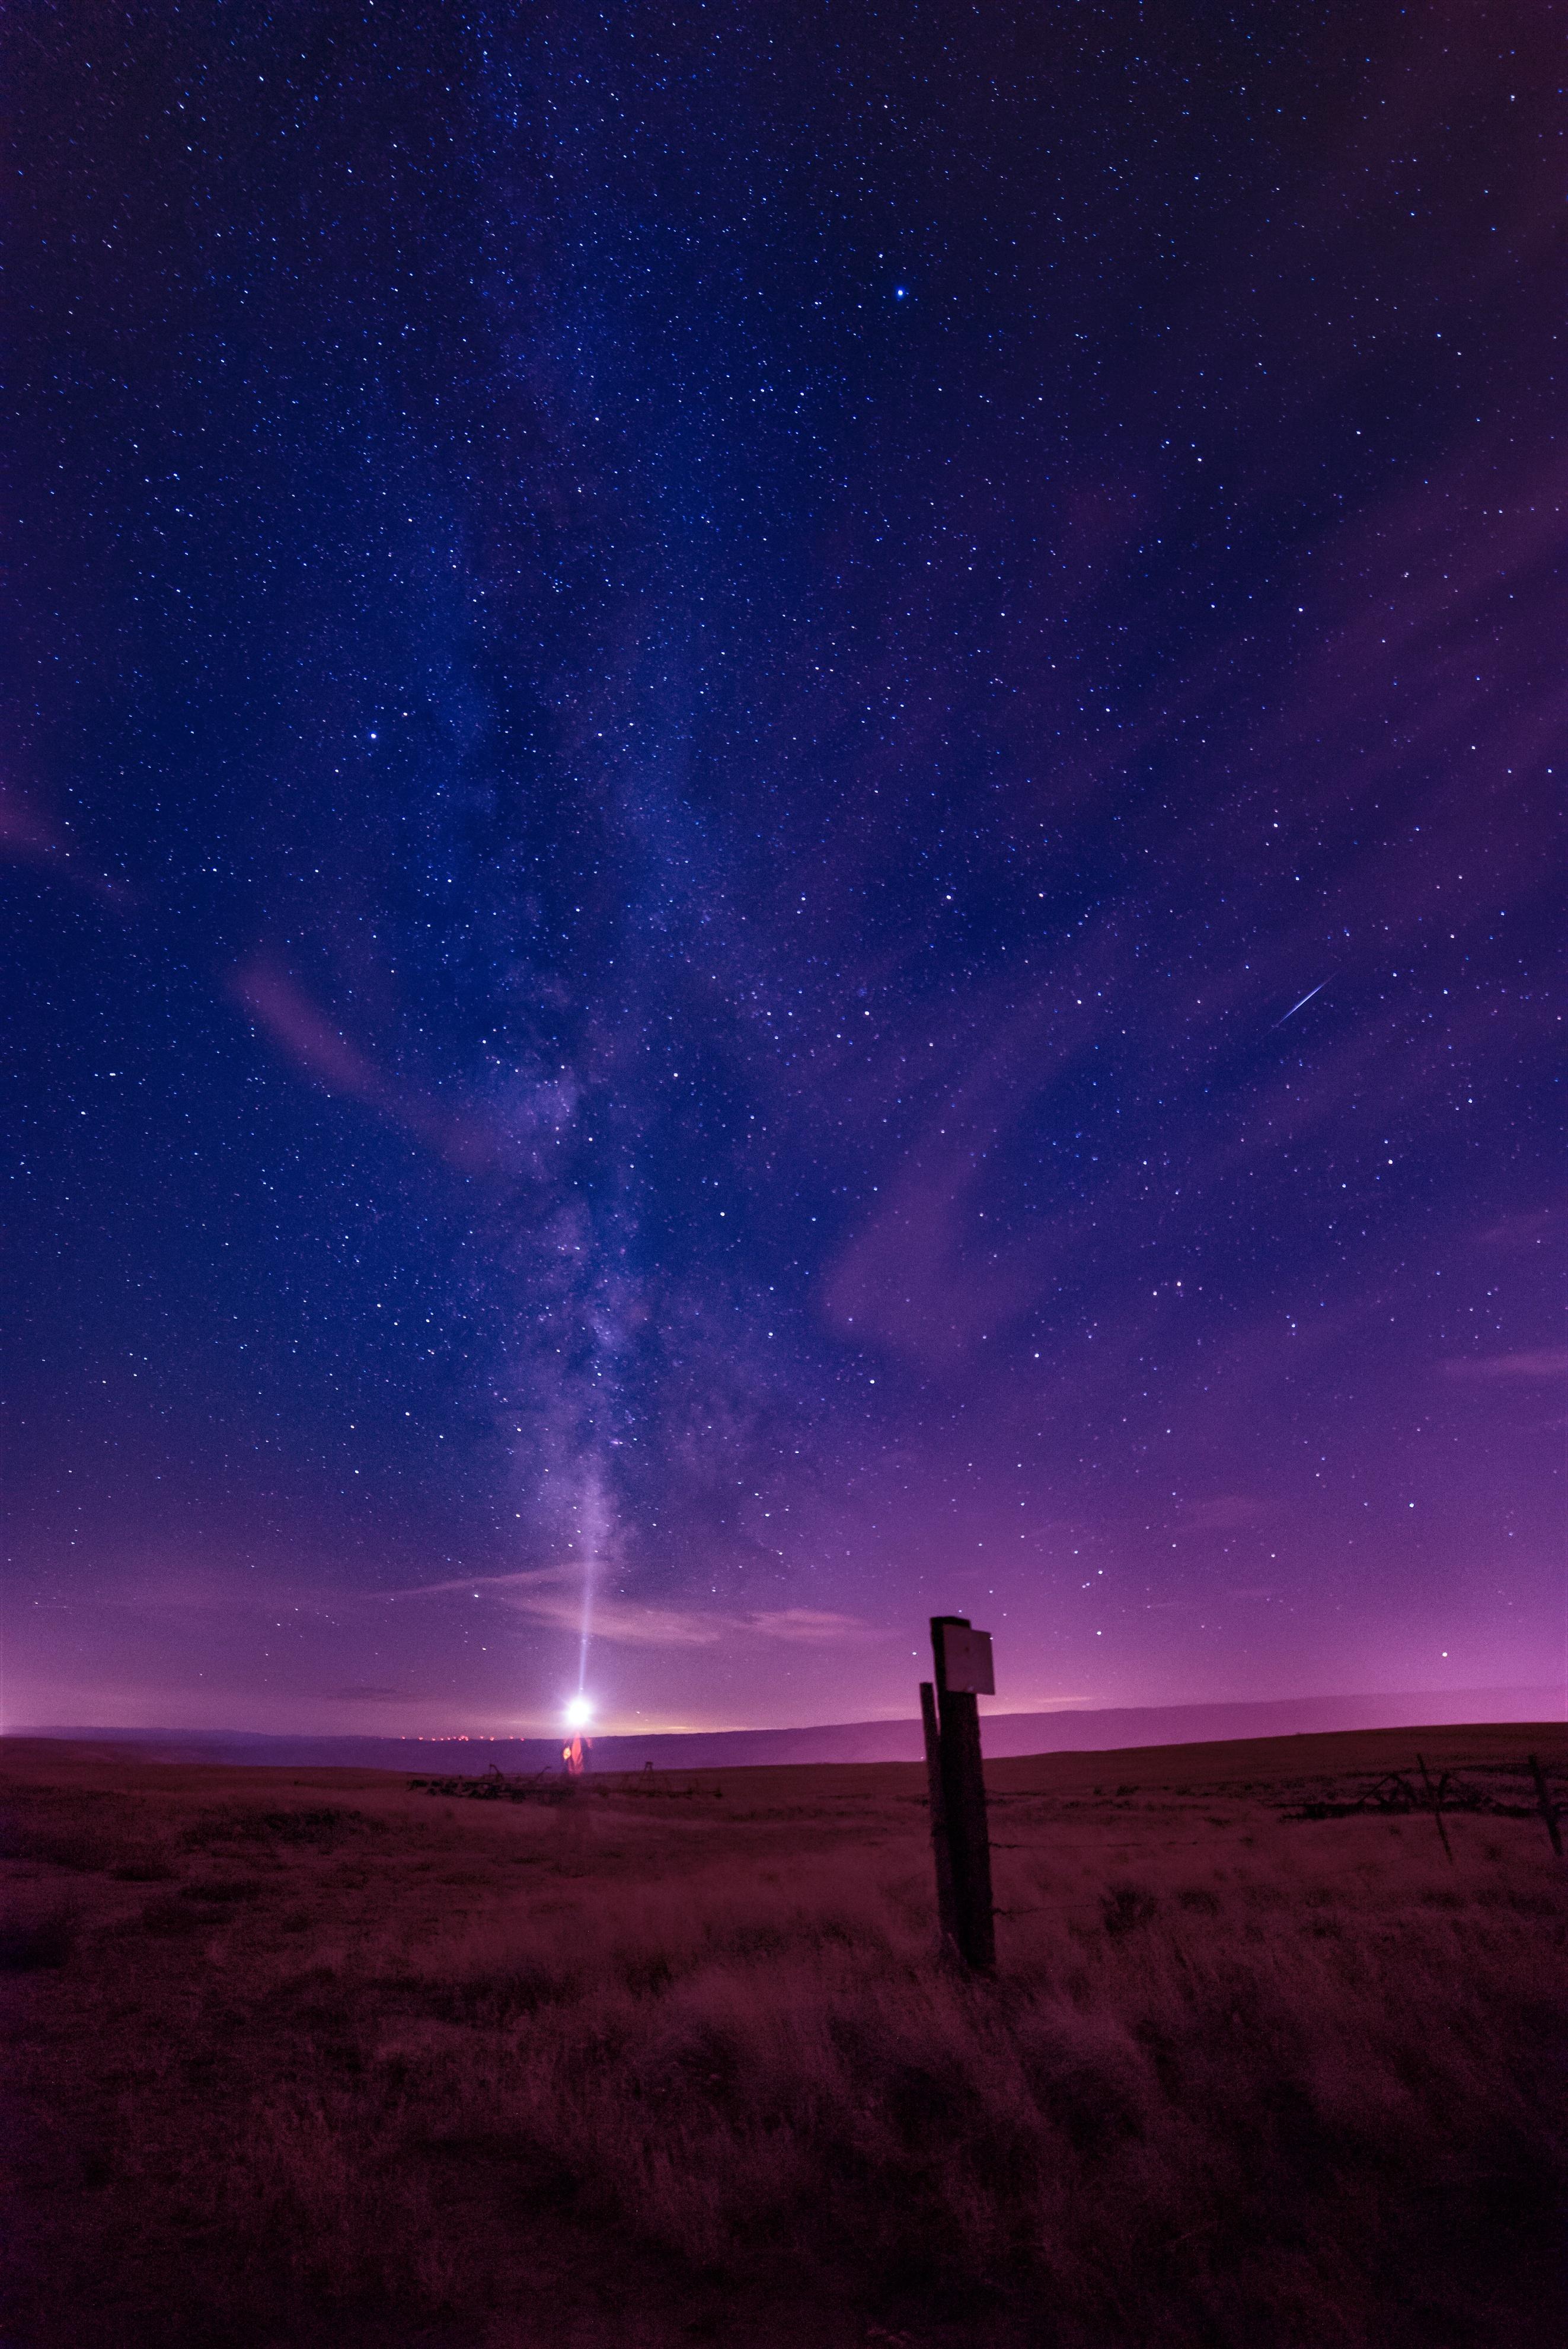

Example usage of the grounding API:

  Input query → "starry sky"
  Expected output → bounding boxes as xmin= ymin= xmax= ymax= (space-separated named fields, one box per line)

xmin=6 ymin=4 xmax=1560 ymax=1738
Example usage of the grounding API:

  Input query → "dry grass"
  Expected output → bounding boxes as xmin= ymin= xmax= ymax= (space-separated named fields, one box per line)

xmin=1 ymin=1727 xmax=1563 ymax=2348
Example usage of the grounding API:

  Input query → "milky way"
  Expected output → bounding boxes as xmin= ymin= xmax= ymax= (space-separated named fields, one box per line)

xmin=6 ymin=5 xmax=1560 ymax=1735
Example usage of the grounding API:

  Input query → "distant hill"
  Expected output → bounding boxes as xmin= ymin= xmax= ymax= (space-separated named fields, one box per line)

xmin=14 ymin=1683 xmax=1560 ymax=1773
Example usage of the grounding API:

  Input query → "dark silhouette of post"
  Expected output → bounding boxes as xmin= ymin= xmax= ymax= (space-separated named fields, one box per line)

xmin=925 ymin=1614 xmax=995 ymax=1970
xmin=1528 ymin=1754 xmax=1563 ymax=1859
xmin=919 ymin=1679 xmax=957 ymax=1949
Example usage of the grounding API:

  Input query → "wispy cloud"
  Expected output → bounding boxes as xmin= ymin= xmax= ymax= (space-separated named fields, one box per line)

xmin=1186 ymin=1495 xmax=1275 ymax=1533
xmin=822 ymin=971 xmax=1107 ymax=1368
xmin=1474 ymin=1207 xmax=1556 ymax=1250
xmin=384 ymin=1568 xmax=883 ymax=1652
xmin=229 ymin=959 xmax=387 ymax=1104
xmin=1 ymin=780 xmax=129 ymax=903
xmin=516 ymin=1584 xmax=728 ymax=1649
xmin=748 ymin=1608 xmax=883 ymax=1645
xmin=1441 ymin=1350 xmax=1568 ymax=1382
xmin=330 ymin=1685 xmax=430 ymax=1703
xmin=229 ymin=956 xmax=499 ymax=1172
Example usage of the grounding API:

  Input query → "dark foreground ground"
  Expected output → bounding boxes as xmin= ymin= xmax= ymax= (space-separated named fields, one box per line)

xmin=2 ymin=1724 xmax=1564 ymax=2348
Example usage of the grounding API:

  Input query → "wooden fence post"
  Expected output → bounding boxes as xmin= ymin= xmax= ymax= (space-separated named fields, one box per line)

xmin=920 ymin=1680 xmax=958 ymax=1951
xmin=1528 ymin=1754 xmax=1563 ymax=1859
xmin=928 ymin=1614 xmax=996 ymax=1971
xmin=1415 ymin=1753 xmax=1454 ymax=1864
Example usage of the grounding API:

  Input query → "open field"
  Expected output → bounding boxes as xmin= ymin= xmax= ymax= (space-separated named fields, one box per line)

xmin=2 ymin=1724 xmax=1564 ymax=2348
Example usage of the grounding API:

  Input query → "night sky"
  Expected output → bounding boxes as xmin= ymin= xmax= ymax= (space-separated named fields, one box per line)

xmin=7 ymin=5 xmax=1560 ymax=1739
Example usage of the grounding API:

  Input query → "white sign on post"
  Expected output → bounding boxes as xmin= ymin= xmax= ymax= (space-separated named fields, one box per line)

xmin=940 ymin=1623 xmax=995 ymax=1694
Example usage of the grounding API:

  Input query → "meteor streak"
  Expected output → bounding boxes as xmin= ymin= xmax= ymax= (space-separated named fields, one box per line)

xmin=1275 ymin=981 xmax=1327 ymax=1027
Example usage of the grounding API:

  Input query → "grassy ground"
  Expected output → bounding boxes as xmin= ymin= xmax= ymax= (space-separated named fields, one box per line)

xmin=1 ymin=1724 xmax=1563 ymax=2348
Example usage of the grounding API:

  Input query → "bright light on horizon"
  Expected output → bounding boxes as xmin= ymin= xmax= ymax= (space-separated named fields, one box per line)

xmin=563 ymin=1695 xmax=593 ymax=1731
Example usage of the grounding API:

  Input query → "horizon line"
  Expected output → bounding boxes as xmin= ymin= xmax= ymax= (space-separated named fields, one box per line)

xmin=8 ymin=1681 xmax=1563 ymax=1747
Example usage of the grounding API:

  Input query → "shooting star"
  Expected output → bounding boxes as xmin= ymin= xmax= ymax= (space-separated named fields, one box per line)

xmin=1274 ymin=981 xmax=1327 ymax=1028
